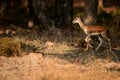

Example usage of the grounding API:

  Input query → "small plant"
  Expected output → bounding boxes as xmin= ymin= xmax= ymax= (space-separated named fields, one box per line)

xmin=0 ymin=38 xmax=41 ymax=57
xmin=0 ymin=38 xmax=22 ymax=57
xmin=21 ymin=40 xmax=40 ymax=53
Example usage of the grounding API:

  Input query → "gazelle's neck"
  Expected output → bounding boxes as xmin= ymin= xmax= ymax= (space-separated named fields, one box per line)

xmin=77 ymin=19 xmax=86 ymax=30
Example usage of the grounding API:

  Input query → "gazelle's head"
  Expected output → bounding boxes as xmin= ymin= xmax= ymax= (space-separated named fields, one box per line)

xmin=72 ymin=17 xmax=82 ymax=24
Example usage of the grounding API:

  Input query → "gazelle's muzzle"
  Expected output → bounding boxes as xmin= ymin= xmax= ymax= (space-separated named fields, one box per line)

xmin=72 ymin=20 xmax=76 ymax=24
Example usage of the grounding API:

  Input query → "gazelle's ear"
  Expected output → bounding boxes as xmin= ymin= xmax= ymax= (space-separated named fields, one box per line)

xmin=79 ymin=16 xmax=82 ymax=20
xmin=79 ymin=16 xmax=82 ymax=18
xmin=77 ymin=14 xmax=80 ymax=17
xmin=76 ymin=17 xmax=79 ymax=19
xmin=78 ymin=16 xmax=80 ymax=19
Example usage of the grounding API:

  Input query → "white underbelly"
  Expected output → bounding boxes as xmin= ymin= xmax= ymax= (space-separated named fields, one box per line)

xmin=90 ymin=33 xmax=100 ymax=35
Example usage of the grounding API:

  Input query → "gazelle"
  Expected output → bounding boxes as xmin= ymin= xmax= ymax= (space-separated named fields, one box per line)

xmin=72 ymin=16 xmax=111 ymax=51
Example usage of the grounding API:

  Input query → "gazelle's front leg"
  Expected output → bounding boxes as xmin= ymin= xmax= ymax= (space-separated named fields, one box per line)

xmin=85 ymin=35 xmax=93 ymax=50
xmin=101 ymin=32 xmax=111 ymax=51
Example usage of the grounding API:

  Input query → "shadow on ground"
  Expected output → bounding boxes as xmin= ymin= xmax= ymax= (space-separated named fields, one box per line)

xmin=41 ymin=48 xmax=120 ymax=64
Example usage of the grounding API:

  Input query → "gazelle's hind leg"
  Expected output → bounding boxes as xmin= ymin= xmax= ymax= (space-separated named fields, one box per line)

xmin=101 ymin=32 xmax=111 ymax=51
xmin=96 ymin=37 xmax=103 ymax=51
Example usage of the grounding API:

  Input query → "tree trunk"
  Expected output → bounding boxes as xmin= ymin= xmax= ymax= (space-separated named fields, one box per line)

xmin=84 ymin=0 xmax=98 ymax=25
xmin=32 ymin=0 xmax=51 ymax=26
xmin=55 ymin=0 xmax=73 ymax=27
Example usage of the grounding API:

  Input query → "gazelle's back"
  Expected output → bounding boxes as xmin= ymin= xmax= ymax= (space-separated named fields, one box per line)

xmin=85 ymin=26 xmax=106 ymax=34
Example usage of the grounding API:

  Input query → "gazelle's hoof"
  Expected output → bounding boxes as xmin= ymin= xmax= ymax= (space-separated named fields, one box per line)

xmin=95 ymin=48 xmax=98 ymax=51
xmin=109 ymin=49 xmax=112 ymax=51
xmin=84 ymin=48 xmax=88 ymax=51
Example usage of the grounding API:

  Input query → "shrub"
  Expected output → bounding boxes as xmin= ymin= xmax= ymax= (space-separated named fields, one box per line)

xmin=0 ymin=38 xmax=22 ymax=57
xmin=0 ymin=38 xmax=41 ymax=57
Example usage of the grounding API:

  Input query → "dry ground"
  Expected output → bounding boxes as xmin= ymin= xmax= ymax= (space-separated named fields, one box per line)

xmin=0 ymin=42 xmax=120 ymax=80
xmin=0 ymin=0 xmax=120 ymax=79
xmin=0 ymin=26 xmax=120 ymax=80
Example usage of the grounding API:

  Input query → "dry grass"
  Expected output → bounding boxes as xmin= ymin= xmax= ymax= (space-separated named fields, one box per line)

xmin=0 ymin=37 xmax=41 ymax=57
xmin=0 ymin=25 xmax=120 ymax=80
xmin=0 ymin=53 xmax=120 ymax=80
xmin=0 ymin=38 xmax=22 ymax=56
xmin=0 ymin=2 xmax=120 ymax=80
